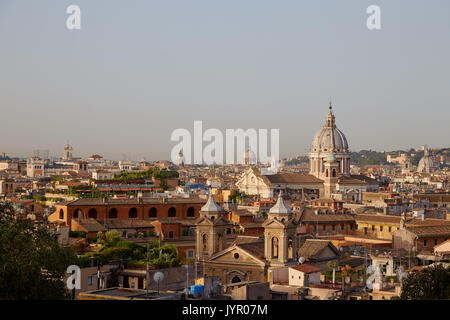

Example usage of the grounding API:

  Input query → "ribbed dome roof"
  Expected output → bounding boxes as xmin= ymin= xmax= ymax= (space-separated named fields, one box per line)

xmin=311 ymin=105 xmax=348 ymax=153
xmin=417 ymin=148 xmax=434 ymax=173
xmin=269 ymin=192 xmax=292 ymax=215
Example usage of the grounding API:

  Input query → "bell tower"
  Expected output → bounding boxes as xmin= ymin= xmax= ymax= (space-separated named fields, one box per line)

xmin=324 ymin=152 xmax=339 ymax=198
xmin=195 ymin=194 xmax=230 ymax=261
xmin=263 ymin=192 xmax=298 ymax=266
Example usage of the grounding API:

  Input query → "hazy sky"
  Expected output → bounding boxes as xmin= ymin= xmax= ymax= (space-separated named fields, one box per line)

xmin=0 ymin=0 xmax=449 ymax=161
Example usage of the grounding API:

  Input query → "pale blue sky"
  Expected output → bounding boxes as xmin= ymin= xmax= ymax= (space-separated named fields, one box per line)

xmin=0 ymin=0 xmax=449 ymax=161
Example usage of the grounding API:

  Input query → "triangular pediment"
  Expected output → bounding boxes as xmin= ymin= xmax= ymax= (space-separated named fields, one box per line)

xmin=195 ymin=216 xmax=215 ymax=225
xmin=208 ymin=245 xmax=266 ymax=266
xmin=195 ymin=215 xmax=231 ymax=226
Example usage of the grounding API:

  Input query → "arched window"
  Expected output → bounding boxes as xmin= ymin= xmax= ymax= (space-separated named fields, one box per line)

xmin=231 ymin=276 xmax=241 ymax=284
xmin=217 ymin=233 xmax=223 ymax=252
xmin=202 ymin=234 xmax=207 ymax=251
xmin=149 ymin=207 xmax=157 ymax=218
xmin=272 ymin=237 xmax=279 ymax=258
xmin=109 ymin=208 xmax=118 ymax=219
xmin=168 ymin=207 xmax=176 ymax=217
xmin=88 ymin=208 xmax=97 ymax=219
xmin=59 ymin=209 xmax=64 ymax=220
xmin=129 ymin=208 xmax=138 ymax=218
xmin=288 ymin=237 xmax=293 ymax=259
xmin=73 ymin=209 xmax=80 ymax=219
xmin=186 ymin=206 xmax=195 ymax=217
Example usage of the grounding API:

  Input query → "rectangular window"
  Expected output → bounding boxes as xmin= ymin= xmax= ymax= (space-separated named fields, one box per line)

xmin=323 ymin=225 xmax=326 ymax=231
xmin=434 ymin=239 xmax=438 ymax=246
xmin=88 ymin=276 xmax=93 ymax=286
xmin=187 ymin=250 xmax=194 ymax=259
xmin=389 ymin=226 xmax=392 ymax=232
xmin=380 ymin=226 xmax=383 ymax=232
xmin=424 ymin=239 xmax=427 ymax=247
xmin=332 ymin=225 xmax=335 ymax=231
xmin=169 ymin=231 xmax=174 ymax=238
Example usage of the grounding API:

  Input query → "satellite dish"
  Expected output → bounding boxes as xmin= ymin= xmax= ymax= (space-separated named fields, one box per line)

xmin=153 ymin=272 xmax=164 ymax=283
xmin=298 ymin=257 xmax=306 ymax=264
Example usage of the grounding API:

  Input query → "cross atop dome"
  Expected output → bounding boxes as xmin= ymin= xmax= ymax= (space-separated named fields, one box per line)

xmin=325 ymin=102 xmax=336 ymax=128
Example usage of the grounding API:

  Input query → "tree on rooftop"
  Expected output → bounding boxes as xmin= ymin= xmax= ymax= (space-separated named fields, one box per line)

xmin=0 ymin=203 xmax=75 ymax=300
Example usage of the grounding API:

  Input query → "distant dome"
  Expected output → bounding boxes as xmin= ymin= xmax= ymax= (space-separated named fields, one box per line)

xmin=417 ymin=147 xmax=434 ymax=173
xmin=176 ymin=149 xmax=185 ymax=166
xmin=311 ymin=104 xmax=348 ymax=153
xmin=243 ymin=147 xmax=256 ymax=165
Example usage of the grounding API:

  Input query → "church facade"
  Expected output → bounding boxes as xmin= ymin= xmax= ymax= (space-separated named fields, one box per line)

xmin=196 ymin=194 xmax=299 ymax=286
xmin=236 ymin=103 xmax=378 ymax=201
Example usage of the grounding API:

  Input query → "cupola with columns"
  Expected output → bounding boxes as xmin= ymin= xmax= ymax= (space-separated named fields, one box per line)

xmin=262 ymin=192 xmax=298 ymax=266
xmin=195 ymin=194 xmax=231 ymax=261
xmin=309 ymin=102 xmax=351 ymax=179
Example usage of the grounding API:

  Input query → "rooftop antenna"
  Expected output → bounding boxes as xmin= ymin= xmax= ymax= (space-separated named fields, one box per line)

xmin=153 ymin=272 xmax=164 ymax=295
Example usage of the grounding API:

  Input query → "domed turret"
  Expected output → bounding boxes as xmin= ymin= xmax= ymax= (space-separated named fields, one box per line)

xmin=268 ymin=191 xmax=292 ymax=219
xmin=326 ymin=152 xmax=337 ymax=162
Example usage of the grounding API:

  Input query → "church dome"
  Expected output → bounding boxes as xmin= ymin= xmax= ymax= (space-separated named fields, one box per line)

xmin=417 ymin=147 xmax=434 ymax=173
xmin=243 ymin=147 xmax=256 ymax=165
xmin=311 ymin=104 xmax=348 ymax=153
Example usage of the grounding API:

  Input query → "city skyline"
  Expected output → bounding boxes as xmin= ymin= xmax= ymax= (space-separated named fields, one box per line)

xmin=1 ymin=0 xmax=449 ymax=160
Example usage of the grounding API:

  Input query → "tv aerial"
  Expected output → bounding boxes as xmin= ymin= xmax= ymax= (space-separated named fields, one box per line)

xmin=153 ymin=272 xmax=164 ymax=294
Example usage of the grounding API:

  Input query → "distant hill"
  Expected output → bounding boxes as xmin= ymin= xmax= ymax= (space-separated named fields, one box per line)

xmin=285 ymin=148 xmax=449 ymax=167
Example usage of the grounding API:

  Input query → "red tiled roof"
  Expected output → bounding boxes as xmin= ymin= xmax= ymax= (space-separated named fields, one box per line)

xmin=290 ymin=264 xmax=321 ymax=274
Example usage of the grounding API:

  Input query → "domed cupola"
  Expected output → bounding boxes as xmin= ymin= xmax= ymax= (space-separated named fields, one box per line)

xmin=311 ymin=103 xmax=349 ymax=154
xmin=200 ymin=194 xmax=225 ymax=219
xmin=309 ymin=102 xmax=351 ymax=179
xmin=268 ymin=191 xmax=293 ymax=220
